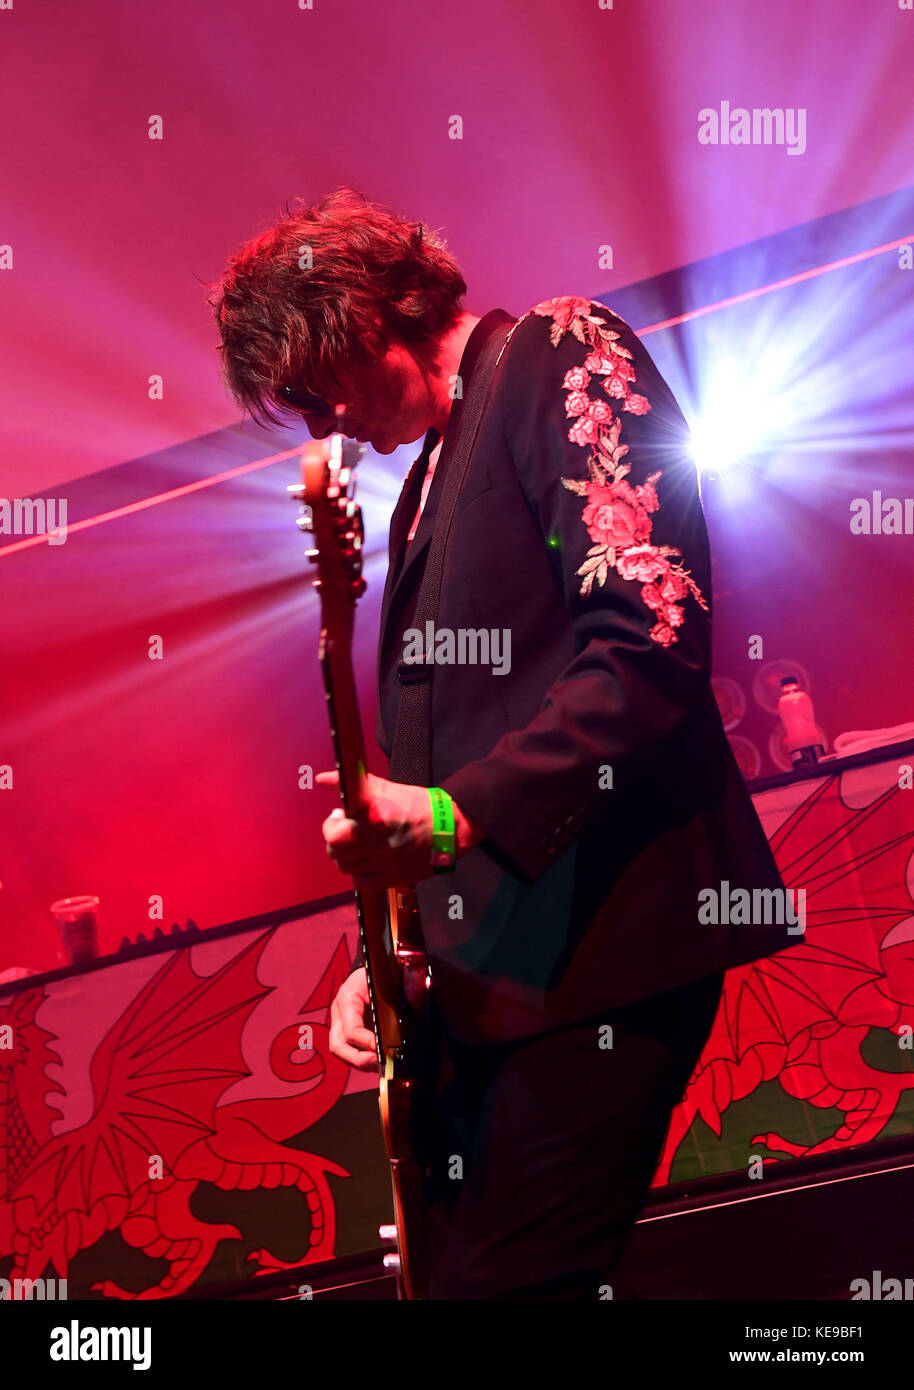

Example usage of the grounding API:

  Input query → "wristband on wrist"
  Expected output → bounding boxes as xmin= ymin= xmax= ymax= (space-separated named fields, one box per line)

xmin=428 ymin=786 xmax=456 ymax=873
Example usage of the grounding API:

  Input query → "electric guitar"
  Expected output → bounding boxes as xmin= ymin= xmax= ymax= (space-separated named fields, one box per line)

xmin=289 ymin=427 xmax=436 ymax=1300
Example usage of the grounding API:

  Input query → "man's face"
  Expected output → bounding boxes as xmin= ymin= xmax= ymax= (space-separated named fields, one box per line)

xmin=280 ymin=338 xmax=437 ymax=455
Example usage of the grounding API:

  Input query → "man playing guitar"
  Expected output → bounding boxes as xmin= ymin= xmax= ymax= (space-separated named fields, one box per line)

xmin=212 ymin=188 xmax=798 ymax=1299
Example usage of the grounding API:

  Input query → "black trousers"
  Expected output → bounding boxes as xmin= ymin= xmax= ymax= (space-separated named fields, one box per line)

xmin=422 ymin=970 xmax=724 ymax=1299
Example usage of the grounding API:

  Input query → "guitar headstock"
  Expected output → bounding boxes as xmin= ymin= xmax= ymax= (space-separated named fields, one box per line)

xmin=288 ymin=433 xmax=367 ymax=619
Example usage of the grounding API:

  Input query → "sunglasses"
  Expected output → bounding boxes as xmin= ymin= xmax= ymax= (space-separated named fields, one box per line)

xmin=275 ymin=382 xmax=335 ymax=417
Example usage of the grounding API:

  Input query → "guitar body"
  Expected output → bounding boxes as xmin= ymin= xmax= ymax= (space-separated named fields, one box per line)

xmin=378 ymin=886 xmax=439 ymax=1300
xmin=291 ymin=431 xmax=441 ymax=1299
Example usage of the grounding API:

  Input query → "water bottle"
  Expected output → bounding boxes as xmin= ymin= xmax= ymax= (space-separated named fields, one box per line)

xmin=778 ymin=677 xmax=825 ymax=768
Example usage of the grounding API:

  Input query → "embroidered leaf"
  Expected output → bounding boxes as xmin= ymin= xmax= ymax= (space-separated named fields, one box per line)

xmin=597 ymin=434 xmax=624 ymax=464
xmin=599 ymin=451 xmax=628 ymax=478
xmin=561 ymin=476 xmax=588 ymax=496
xmin=678 ymin=567 xmax=710 ymax=609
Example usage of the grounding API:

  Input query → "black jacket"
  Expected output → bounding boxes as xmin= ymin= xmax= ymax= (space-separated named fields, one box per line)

xmin=374 ymin=298 xmax=800 ymax=1044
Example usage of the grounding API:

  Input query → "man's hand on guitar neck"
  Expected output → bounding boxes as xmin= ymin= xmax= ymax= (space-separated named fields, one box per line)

xmin=316 ymin=769 xmax=485 ymax=885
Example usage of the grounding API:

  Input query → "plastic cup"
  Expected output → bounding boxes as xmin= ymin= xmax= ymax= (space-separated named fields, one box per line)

xmin=50 ymin=895 xmax=100 ymax=967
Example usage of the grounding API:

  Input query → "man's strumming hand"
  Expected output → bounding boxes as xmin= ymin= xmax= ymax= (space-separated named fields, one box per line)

xmin=329 ymin=967 xmax=377 ymax=1070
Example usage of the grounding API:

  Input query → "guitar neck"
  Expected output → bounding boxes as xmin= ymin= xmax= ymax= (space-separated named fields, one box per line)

xmin=319 ymin=629 xmax=370 ymax=816
xmin=294 ymin=433 xmax=432 ymax=1299
xmin=319 ymin=636 xmax=401 ymax=1055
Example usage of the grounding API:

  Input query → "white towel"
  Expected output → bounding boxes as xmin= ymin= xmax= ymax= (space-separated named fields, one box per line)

xmin=831 ymin=722 xmax=914 ymax=756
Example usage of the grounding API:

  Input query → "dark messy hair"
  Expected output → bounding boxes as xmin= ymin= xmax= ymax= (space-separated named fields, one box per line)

xmin=209 ymin=188 xmax=468 ymax=427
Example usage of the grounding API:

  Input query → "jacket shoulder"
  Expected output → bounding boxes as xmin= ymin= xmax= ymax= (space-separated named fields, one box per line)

xmin=500 ymin=297 xmax=645 ymax=388
xmin=500 ymin=296 xmax=658 ymax=420
xmin=505 ymin=296 xmax=632 ymax=352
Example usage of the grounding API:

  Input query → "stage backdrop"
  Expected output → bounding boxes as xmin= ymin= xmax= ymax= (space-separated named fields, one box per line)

xmin=2 ymin=744 xmax=913 ymax=1300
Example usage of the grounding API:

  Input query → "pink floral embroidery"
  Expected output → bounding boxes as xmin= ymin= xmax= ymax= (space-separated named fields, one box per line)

xmin=530 ymin=296 xmax=708 ymax=645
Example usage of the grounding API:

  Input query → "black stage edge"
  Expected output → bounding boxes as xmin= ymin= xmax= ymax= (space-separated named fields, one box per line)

xmin=618 ymin=1130 xmax=914 ymax=1301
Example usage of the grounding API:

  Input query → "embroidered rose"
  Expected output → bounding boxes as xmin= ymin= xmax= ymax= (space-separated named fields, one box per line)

xmin=525 ymin=294 xmax=709 ymax=641
xmin=601 ymin=356 xmax=636 ymax=389
xmin=603 ymin=362 xmax=637 ymax=400
xmin=563 ymin=365 xmax=590 ymax=391
xmin=615 ymin=545 xmax=668 ymax=584
xmin=658 ymin=570 xmax=689 ymax=603
xmin=586 ymin=399 xmax=614 ymax=425
xmin=565 ymin=390 xmax=591 ymax=418
xmin=568 ymin=415 xmax=601 ymax=447
xmin=642 ymin=582 xmax=686 ymax=629
xmin=582 ymin=484 xmax=653 ymax=551
xmin=640 ymin=582 xmax=666 ymax=614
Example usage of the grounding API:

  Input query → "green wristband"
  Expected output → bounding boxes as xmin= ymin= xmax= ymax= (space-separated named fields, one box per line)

xmin=428 ymin=787 xmax=456 ymax=873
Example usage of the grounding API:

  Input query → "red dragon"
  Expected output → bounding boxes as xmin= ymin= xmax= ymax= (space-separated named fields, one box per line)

xmin=654 ymin=770 xmax=914 ymax=1182
xmin=0 ymin=930 xmax=353 ymax=1299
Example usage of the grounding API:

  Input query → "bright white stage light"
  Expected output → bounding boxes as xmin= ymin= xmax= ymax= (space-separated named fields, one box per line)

xmin=688 ymin=363 xmax=765 ymax=476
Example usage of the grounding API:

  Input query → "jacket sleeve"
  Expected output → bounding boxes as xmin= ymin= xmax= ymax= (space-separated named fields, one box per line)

xmin=440 ymin=297 xmax=713 ymax=885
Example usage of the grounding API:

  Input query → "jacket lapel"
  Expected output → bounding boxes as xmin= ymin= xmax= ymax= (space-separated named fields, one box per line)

xmin=375 ymin=426 xmax=441 ymax=652
xmin=374 ymin=308 xmax=516 ymax=728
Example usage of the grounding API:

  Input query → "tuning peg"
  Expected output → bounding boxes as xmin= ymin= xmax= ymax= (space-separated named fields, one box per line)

xmin=296 ymin=509 xmax=314 ymax=533
xmin=378 ymin=1224 xmax=398 ymax=1245
xmin=382 ymin=1254 xmax=401 ymax=1273
xmin=287 ymin=483 xmax=306 ymax=501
